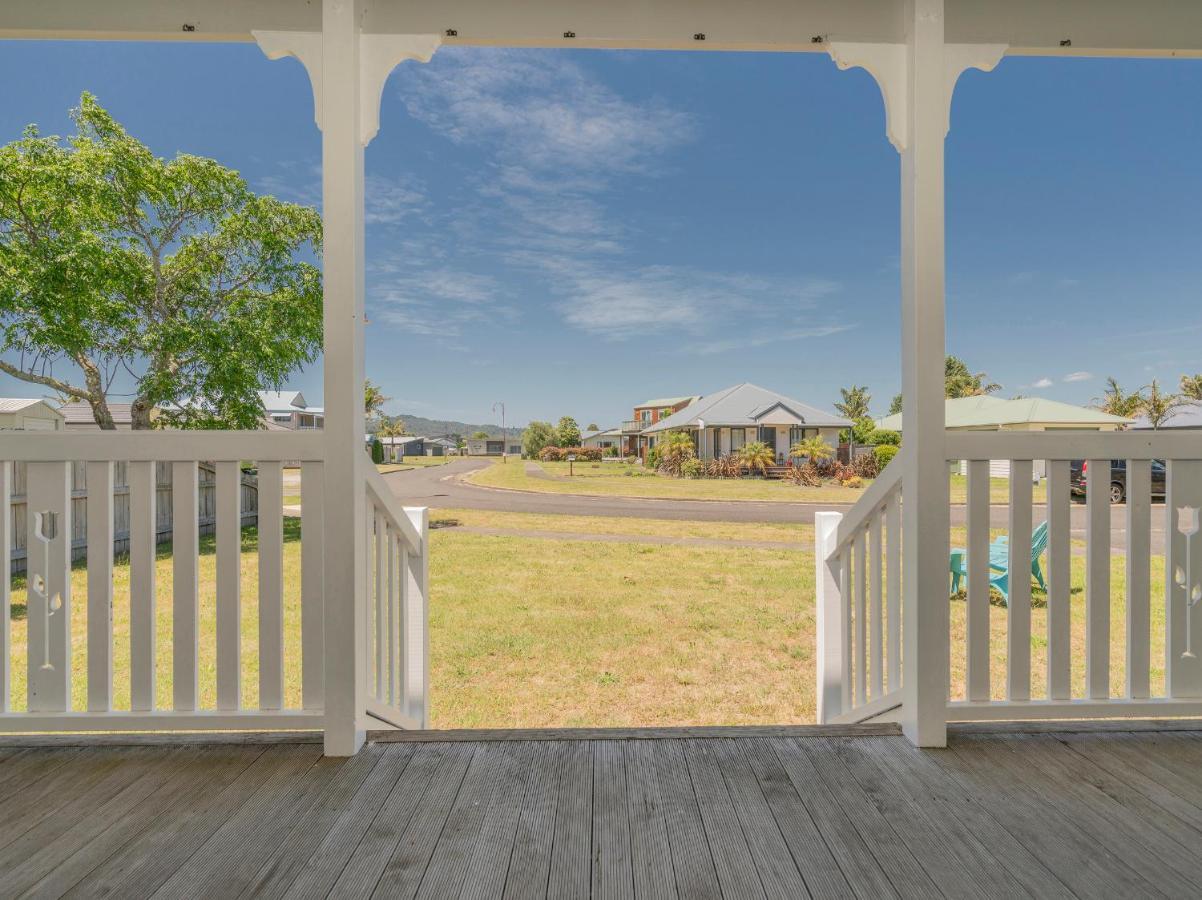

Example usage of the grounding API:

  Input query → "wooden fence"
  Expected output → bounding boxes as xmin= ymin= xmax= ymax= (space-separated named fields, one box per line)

xmin=7 ymin=460 xmax=259 ymax=573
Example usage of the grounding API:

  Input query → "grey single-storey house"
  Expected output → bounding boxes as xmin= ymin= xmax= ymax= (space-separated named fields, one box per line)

xmin=642 ymin=382 xmax=850 ymax=464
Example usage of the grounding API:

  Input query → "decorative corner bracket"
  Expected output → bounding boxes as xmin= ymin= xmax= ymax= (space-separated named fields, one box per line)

xmin=827 ymin=42 xmax=908 ymax=151
xmin=827 ymin=41 xmax=1006 ymax=152
xmin=252 ymin=30 xmax=442 ymax=146
xmin=943 ymin=43 xmax=1007 ymax=139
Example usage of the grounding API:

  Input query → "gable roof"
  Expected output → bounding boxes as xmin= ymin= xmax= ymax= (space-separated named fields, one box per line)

xmin=644 ymin=383 xmax=850 ymax=433
xmin=876 ymin=396 xmax=1132 ymax=431
xmin=259 ymin=390 xmax=312 ymax=412
xmin=633 ymin=395 xmax=700 ymax=410
xmin=0 ymin=398 xmax=61 ymax=417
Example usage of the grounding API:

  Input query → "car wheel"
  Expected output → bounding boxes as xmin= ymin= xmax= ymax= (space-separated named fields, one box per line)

xmin=1110 ymin=482 xmax=1125 ymax=504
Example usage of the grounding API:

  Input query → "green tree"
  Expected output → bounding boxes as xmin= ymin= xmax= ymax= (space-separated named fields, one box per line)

xmin=1140 ymin=380 xmax=1188 ymax=429
xmin=791 ymin=435 xmax=834 ymax=462
xmin=843 ymin=416 xmax=877 ymax=446
xmin=585 ymin=423 xmax=599 ymax=431
xmin=888 ymin=394 xmax=903 ymax=416
xmin=945 ymin=356 xmax=1001 ymax=398
xmin=555 ymin=416 xmax=582 ymax=448
xmin=364 ymin=380 xmax=390 ymax=422
xmin=739 ymin=441 xmax=776 ymax=477
xmin=0 ymin=94 xmax=322 ymax=429
xmin=471 ymin=430 xmax=490 ymax=440
xmin=835 ymin=385 xmax=871 ymax=421
xmin=522 ymin=420 xmax=555 ymax=458
xmin=1181 ymin=374 xmax=1202 ymax=401
xmin=1092 ymin=377 xmax=1143 ymax=418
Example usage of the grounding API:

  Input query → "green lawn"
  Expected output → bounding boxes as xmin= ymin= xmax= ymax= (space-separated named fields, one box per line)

xmin=468 ymin=458 xmax=871 ymax=504
xmin=4 ymin=505 xmax=1163 ymax=728
xmin=949 ymin=473 xmax=1049 ymax=505
xmin=400 ymin=455 xmax=451 ymax=468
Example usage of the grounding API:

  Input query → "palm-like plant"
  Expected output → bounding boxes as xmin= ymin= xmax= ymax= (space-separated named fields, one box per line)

xmin=1092 ymin=376 xmax=1144 ymax=419
xmin=945 ymin=356 xmax=1001 ymax=398
xmin=655 ymin=431 xmax=697 ymax=477
xmin=1181 ymin=374 xmax=1202 ymax=401
xmin=791 ymin=435 xmax=834 ymax=462
xmin=835 ymin=385 xmax=871 ymax=421
xmin=739 ymin=441 xmax=776 ymax=477
xmin=1140 ymin=380 xmax=1189 ymax=429
xmin=364 ymin=379 xmax=390 ymax=421
xmin=376 ymin=417 xmax=406 ymax=438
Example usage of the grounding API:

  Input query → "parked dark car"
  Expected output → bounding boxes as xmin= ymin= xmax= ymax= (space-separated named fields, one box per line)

xmin=1069 ymin=459 xmax=1166 ymax=503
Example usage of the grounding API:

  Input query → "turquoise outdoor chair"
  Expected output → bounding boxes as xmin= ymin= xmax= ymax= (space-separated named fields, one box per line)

xmin=950 ymin=521 xmax=1049 ymax=604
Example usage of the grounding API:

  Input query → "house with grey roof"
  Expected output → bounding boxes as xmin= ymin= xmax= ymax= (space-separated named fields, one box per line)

xmin=619 ymin=393 xmax=700 ymax=456
xmin=1130 ymin=399 xmax=1202 ymax=431
xmin=642 ymin=383 xmax=851 ymax=464
xmin=259 ymin=390 xmax=324 ymax=430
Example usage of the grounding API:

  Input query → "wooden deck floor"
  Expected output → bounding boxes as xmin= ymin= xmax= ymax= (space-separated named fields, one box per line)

xmin=3 ymin=725 xmax=1202 ymax=897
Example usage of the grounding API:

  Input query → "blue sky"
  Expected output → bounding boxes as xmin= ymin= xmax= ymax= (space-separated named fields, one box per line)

xmin=0 ymin=41 xmax=1199 ymax=428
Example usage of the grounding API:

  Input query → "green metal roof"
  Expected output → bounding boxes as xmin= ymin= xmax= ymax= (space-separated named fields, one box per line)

xmin=633 ymin=395 xmax=699 ymax=410
xmin=876 ymin=396 xmax=1132 ymax=431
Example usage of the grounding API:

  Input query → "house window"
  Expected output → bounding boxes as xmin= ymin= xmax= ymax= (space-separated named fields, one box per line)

xmin=640 ymin=409 xmax=651 ymax=423
xmin=731 ymin=428 xmax=746 ymax=451
xmin=759 ymin=426 xmax=776 ymax=448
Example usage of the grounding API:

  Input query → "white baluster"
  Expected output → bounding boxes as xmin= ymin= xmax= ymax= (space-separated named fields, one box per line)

xmin=86 ymin=461 xmax=113 ymax=712
xmin=172 ymin=461 xmax=199 ymax=711
xmin=258 ymin=460 xmax=284 ymax=710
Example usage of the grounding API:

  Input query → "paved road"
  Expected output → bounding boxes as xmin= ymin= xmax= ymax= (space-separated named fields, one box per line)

xmin=384 ymin=458 xmax=1167 ymax=552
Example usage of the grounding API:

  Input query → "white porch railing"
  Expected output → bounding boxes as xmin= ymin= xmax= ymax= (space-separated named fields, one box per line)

xmin=0 ymin=431 xmax=429 ymax=739
xmin=816 ymin=459 xmax=904 ymax=725
xmin=817 ymin=432 xmax=1202 ymax=728
xmin=364 ymin=464 xmax=429 ymax=730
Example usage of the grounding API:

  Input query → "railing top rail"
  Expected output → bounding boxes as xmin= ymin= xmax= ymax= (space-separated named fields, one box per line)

xmin=0 ymin=430 xmax=324 ymax=462
xmin=832 ymin=451 xmax=903 ymax=551
xmin=364 ymin=462 xmax=424 ymax=553
xmin=946 ymin=430 xmax=1202 ymax=461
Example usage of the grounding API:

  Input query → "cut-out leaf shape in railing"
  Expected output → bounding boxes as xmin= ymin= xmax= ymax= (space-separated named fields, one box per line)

xmin=1178 ymin=507 xmax=1201 ymax=659
xmin=32 ymin=510 xmax=62 ymax=671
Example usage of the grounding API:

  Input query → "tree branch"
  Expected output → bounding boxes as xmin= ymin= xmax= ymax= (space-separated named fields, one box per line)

xmin=0 ymin=358 xmax=90 ymax=399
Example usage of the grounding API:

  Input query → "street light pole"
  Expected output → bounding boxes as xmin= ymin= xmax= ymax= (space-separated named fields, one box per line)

xmin=492 ymin=401 xmax=507 ymax=463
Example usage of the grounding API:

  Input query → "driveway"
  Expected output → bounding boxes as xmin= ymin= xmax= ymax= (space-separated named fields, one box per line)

xmin=384 ymin=458 xmax=1167 ymax=553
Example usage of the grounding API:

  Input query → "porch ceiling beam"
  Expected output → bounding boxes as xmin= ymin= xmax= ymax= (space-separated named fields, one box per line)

xmin=2 ymin=0 xmax=1202 ymax=58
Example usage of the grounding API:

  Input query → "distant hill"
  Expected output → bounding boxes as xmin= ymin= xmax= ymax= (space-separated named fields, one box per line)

xmin=378 ymin=414 xmax=522 ymax=440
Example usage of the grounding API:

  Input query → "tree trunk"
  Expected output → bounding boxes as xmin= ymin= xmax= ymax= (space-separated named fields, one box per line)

xmin=129 ymin=397 xmax=155 ymax=430
xmin=77 ymin=356 xmax=118 ymax=430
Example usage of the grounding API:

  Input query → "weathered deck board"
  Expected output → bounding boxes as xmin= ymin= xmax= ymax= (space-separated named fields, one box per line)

xmin=3 ymin=728 xmax=1202 ymax=897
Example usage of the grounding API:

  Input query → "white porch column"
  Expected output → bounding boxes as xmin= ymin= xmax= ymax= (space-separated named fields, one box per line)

xmin=829 ymin=0 xmax=1003 ymax=747
xmin=256 ymin=8 xmax=439 ymax=756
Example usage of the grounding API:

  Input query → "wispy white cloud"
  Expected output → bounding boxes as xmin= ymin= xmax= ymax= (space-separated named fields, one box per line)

xmin=687 ymin=325 xmax=853 ymax=356
xmin=369 ymin=267 xmax=518 ymax=340
xmin=379 ymin=49 xmax=849 ymax=357
xmin=400 ymin=50 xmax=694 ymax=177
xmin=552 ymin=267 xmax=846 ymax=345
xmin=364 ymin=174 xmax=427 ymax=224
xmin=255 ymin=163 xmax=426 ymax=225
xmin=1031 ymin=377 xmax=1054 ymax=389
xmin=1063 ymin=371 xmax=1092 ymax=383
